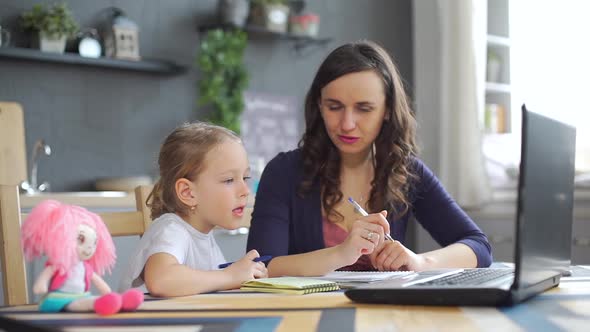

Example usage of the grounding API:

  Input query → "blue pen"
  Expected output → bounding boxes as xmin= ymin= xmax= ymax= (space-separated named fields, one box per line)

xmin=218 ymin=255 xmax=273 ymax=269
xmin=347 ymin=197 xmax=395 ymax=242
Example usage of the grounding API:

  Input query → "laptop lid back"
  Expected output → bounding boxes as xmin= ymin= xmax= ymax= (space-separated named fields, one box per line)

xmin=513 ymin=105 xmax=576 ymax=289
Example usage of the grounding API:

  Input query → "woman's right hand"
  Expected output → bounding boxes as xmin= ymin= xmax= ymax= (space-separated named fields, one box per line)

xmin=224 ymin=249 xmax=268 ymax=288
xmin=337 ymin=211 xmax=390 ymax=266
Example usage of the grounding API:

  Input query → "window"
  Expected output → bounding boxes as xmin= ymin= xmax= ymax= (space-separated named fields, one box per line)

xmin=510 ymin=0 xmax=590 ymax=174
xmin=485 ymin=1 xmax=590 ymax=188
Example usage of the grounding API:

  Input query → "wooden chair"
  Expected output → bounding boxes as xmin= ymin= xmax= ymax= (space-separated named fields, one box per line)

xmin=0 ymin=102 xmax=153 ymax=305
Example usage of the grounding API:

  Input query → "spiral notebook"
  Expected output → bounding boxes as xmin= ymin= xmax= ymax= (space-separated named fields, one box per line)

xmin=240 ymin=277 xmax=340 ymax=295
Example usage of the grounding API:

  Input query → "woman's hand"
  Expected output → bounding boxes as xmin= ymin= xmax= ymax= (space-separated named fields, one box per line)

xmin=224 ymin=249 xmax=268 ymax=287
xmin=370 ymin=240 xmax=427 ymax=271
xmin=336 ymin=211 xmax=390 ymax=266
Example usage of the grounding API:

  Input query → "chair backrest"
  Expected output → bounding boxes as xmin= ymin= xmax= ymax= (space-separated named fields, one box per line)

xmin=0 ymin=102 xmax=29 ymax=306
xmin=0 ymin=102 xmax=154 ymax=306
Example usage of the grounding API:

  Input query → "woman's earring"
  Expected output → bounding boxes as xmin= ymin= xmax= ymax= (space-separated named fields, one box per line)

xmin=190 ymin=205 xmax=196 ymax=212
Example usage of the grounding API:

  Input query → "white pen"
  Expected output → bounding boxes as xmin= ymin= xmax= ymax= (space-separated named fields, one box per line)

xmin=347 ymin=197 xmax=395 ymax=242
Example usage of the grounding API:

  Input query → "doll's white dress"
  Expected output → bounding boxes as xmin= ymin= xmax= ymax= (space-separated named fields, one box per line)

xmin=38 ymin=261 xmax=93 ymax=312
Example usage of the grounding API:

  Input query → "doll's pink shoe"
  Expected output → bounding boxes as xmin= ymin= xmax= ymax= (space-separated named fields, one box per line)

xmin=94 ymin=292 xmax=122 ymax=316
xmin=121 ymin=289 xmax=144 ymax=311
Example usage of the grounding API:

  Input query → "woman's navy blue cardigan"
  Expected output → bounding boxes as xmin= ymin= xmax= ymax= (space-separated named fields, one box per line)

xmin=247 ymin=149 xmax=492 ymax=268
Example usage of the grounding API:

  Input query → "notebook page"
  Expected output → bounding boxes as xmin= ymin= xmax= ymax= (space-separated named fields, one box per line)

xmin=312 ymin=271 xmax=414 ymax=282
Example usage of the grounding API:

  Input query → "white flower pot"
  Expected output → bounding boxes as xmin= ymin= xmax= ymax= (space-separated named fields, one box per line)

xmin=220 ymin=0 xmax=250 ymax=27
xmin=39 ymin=32 xmax=66 ymax=54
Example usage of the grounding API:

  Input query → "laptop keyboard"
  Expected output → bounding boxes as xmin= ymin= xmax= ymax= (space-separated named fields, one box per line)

xmin=415 ymin=269 xmax=513 ymax=287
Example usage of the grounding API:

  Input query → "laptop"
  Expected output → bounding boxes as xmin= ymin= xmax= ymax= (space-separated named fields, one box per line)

xmin=345 ymin=105 xmax=576 ymax=306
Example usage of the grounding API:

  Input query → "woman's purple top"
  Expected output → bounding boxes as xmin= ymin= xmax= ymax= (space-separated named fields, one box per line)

xmin=247 ymin=149 xmax=492 ymax=268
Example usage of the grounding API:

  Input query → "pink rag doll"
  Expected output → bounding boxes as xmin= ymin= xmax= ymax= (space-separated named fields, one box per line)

xmin=21 ymin=200 xmax=143 ymax=315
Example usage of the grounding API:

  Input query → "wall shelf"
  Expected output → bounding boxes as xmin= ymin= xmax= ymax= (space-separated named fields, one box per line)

xmin=0 ymin=47 xmax=187 ymax=75
xmin=198 ymin=23 xmax=332 ymax=52
xmin=486 ymin=82 xmax=511 ymax=93
xmin=487 ymin=34 xmax=511 ymax=47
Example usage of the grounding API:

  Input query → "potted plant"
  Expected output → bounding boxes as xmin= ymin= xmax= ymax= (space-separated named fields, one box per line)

xmin=197 ymin=29 xmax=249 ymax=134
xmin=249 ymin=0 xmax=290 ymax=33
xmin=21 ymin=2 xmax=79 ymax=53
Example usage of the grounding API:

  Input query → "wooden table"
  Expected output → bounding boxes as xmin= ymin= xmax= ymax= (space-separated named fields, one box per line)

xmin=1 ymin=281 xmax=590 ymax=331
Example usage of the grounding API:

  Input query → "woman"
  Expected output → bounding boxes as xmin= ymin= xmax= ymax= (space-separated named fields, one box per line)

xmin=247 ymin=40 xmax=492 ymax=277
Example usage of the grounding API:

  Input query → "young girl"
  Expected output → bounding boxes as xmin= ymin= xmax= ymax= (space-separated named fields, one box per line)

xmin=119 ymin=122 xmax=267 ymax=297
xmin=21 ymin=200 xmax=143 ymax=315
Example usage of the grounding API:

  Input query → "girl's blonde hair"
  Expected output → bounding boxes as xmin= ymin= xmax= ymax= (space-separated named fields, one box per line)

xmin=148 ymin=122 xmax=241 ymax=219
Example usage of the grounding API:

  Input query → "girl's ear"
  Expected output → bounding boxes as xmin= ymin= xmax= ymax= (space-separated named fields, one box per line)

xmin=175 ymin=178 xmax=197 ymax=207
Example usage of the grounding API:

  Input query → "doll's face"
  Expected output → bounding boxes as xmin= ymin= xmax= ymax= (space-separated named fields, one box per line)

xmin=77 ymin=224 xmax=97 ymax=261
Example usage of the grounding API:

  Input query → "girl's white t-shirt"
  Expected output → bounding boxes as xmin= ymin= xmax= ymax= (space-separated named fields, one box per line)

xmin=118 ymin=213 xmax=226 ymax=293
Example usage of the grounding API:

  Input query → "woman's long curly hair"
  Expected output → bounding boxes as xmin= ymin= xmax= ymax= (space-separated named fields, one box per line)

xmin=298 ymin=40 xmax=418 ymax=223
xmin=147 ymin=122 xmax=241 ymax=219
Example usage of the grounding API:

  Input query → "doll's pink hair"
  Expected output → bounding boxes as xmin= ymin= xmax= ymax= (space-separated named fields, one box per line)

xmin=21 ymin=200 xmax=116 ymax=275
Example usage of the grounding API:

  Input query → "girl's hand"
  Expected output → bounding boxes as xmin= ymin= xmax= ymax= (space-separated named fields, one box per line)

xmin=224 ymin=250 xmax=268 ymax=288
xmin=337 ymin=211 xmax=390 ymax=266
xmin=370 ymin=240 xmax=427 ymax=271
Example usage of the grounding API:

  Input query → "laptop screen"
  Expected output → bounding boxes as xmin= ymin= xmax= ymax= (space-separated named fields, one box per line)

xmin=514 ymin=105 xmax=576 ymax=288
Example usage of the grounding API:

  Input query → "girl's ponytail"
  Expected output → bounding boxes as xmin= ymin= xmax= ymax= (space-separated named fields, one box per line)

xmin=147 ymin=179 xmax=166 ymax=219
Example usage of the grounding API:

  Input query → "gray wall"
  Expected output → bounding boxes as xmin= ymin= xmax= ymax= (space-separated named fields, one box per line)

xmin=0 ymin=0 xmax=413 ymax=304
xmin=0 ymin=0 xmax=413 ymax=192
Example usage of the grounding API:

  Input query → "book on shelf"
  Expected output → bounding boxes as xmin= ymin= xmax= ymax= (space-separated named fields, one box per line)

xmin=485 ymin=103 xmax=507 ymax=133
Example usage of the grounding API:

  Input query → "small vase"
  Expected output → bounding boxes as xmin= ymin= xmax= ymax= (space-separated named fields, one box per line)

xmin=220 ymin=0 xmax=250 ymax=27
xmin=486 ymin=52 xmax=502 ymax=83
xmin=38 ymin=32 xmax=66 ymax=54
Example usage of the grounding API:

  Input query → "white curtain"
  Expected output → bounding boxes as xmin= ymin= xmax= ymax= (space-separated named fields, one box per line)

xmin=437 ymin=0 xmax=491 ymax=208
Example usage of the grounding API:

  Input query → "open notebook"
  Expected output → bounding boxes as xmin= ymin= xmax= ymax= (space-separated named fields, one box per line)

xmin=241 ymin=277 xmax=340 ymax=295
